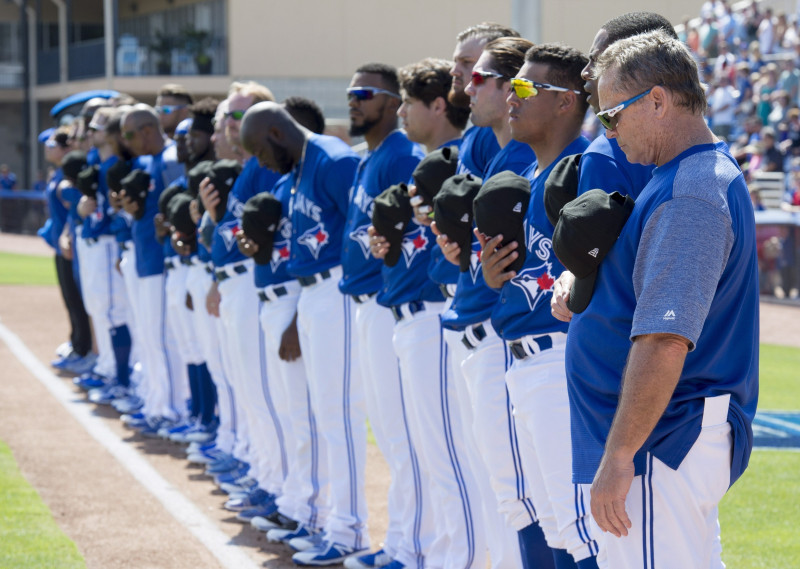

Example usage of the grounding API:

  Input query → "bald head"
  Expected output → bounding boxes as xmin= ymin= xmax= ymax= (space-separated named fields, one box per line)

xmin=240 ymin=101 xmax=306 ymax=174
xmin=121 ymin=104 xmax=164 ymax=156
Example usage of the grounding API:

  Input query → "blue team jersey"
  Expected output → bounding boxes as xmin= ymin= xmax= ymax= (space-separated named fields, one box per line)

xmin=132 ymin=151 xmax=171 ymax=277
xmin=211 ymin=156 xmax=281 ymax=268
xmin=288 ymin=134 xmax=359 ymax=278
xmin=567 ymin=142 xmax=758 ymax=486
xmin=578 ymin=135 xmax=654 ymax=199
xmin=490 ymin=136 xmax=590 ymax=341
xmin=442 ymin=140 xmax=536 ymax=330
xmin=41 ymin=169 xmax=67 ymax=251
xmin=340 ymin=130 xmax=425 ymax=296
xmin=81 ymin=155 xmax=117 ymax=240
xmin=428 ymin=132 xmax=492 ymax=286
xmin=254 ymin=173 xmax=294 ymax=288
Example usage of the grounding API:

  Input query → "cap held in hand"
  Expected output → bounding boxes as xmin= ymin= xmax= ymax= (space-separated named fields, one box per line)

xmin=552 ymin=189 xmax=634 ymax=314
xmin=473 ymin=171 xmax=531 ymax=275
xmin=412 ymin=145 xmax=459 ymax=207
xmin=432 ymin=173 xmax=482 ymax=272
xmin=372 ymin=183 xmax=414 ymax=267
xmin=241 ymin=192 xmax=282 ymax=265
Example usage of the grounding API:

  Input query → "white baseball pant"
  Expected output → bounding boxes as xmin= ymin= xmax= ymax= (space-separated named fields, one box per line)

xmin=588 ymin=395 xmax=732 ymax=569
xmin=505 ymin=334 xmax=597 ymax=562
xmin=185 ymin=261 xmax=236 ymax=455
xmin=118 ymin=243 xmax=142 ymax=389
xmin=259 ymin=280 xmax=329 ymax=529
xmin=296 ymin=266 xmax=368 ymax=550
xmin=393 ymin=303 xmax=485 ymax=569
xmin=354 ymin=297 xmax=425 ymax=568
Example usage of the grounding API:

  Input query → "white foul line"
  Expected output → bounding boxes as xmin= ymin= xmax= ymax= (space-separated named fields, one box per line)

xmin=0 ymin=320 xmax=261 ymax=569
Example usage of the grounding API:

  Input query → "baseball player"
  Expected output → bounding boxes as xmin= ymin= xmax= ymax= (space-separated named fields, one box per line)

xmin=553 ymin=31 xmax=757 ymax=569
xmin=118 ymin=104 xmax=186 ymax=435
xmin=478 ymin=44 xmax=598 ymax=569
xmin=74 ymin=106 xmax=133 ymax=405
xmin=336 ymin=63 xmax=427 ymax=569
xmin=436 ymin=36 xmax=553 ymax=569
xmin=238 ymin=102 xmax=366 ymax=566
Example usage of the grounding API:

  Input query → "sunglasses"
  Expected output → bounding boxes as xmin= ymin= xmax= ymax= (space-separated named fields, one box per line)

xmin=224 ymin=110 xmax=247 ymax=121
xmin=155 ymin=104 xmax=187 ymax=115
xmin=510 ymin=78 xmax=583 ymax=99
xmin=122 ymin=125 xmax=145 ymax=140
xmin=471 ymin=70 xmax=511 ymax=86
xmin=347 ymin=86 xmax=402 ymax=102
xmin=596 ymin=88 xmax=652 ymax=131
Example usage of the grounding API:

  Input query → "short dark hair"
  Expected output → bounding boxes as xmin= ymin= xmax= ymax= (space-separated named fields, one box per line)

xmin=398 ymin=58 xmax=470 ymax=130
xmin=355 ymin=62 xmax=400 ymax=94
xmin=484 ymin=37 xmax=534 ymax=82
xmin=189 ymin=97 xmax=219 ymax=117
xmin=283 ymin=96 xmax=326 ymax=134
xmin=457 ymin=22 xmax=519 ymax=44
xmin=602 ymin=12 xmax=678 ymax=44
xmin=524 ymin=43 xmax=589 ymax=116
xmin=157 ymin=83 xmax=193 ymax=105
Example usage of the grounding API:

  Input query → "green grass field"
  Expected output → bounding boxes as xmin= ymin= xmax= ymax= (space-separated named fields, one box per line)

xmin=0 ymin=251 xmax=56 ymax=286
xmin=0 ymin=251 xmax=797 ymax=567
xmin=0 ymin=441 xmax=86 ymax=569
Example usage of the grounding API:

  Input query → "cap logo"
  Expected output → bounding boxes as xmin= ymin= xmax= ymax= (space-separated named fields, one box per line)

xmin=225 ymin=177 xmax=234 ymax=187
xmin=513 ymin=202 xmax=522 ymax=213
xmin=394 ymin=221 xmax=404 ymax=230
xmin=268 ymin=223 xmax=276 ymax=231
xmin=460 ymin=213 xmax=469 ymax=223
xmin=588 ymin=248 xmax=599 ymax=258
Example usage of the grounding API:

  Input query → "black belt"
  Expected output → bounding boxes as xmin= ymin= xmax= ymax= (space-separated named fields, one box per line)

xmin=439 ymin=283 xmax=457 ymax=299
xmin=352 ymin=292 xmax=376 ymax=304
xmin=180 ymin=257 xmax=193 ymax=266
xmin=164 ymin=259 xmax=176 ymax=270
xmin=258 ymin=286 xmax=288 ymax=302
xmin=391 ymin=300 xmax=426 ymax=322
xmin=215 ymin=263 xmax=248 ymax=282
xmin=298 ymin=269 xmax=332 ymax=287
xmin=205 ymin=265 xmax=214 ymax=274
xmin=120 ymin=242 xmax=129 ymax=251
xmin=461 ymin=323 xmax=487 ymax=350
xmin=85 ymin=237 xmax=98 ymax=245
xmin=509 ymin=335 xmax=554 ymax=360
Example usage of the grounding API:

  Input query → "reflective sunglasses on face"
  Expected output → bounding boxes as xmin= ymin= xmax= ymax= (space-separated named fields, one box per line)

xmin=122 ymin=125 xmax=145 ymax=140
xmin=224 ymin=110 xmax=247 ymax=121
xmin=596 ymin=88 xmax=652 ymax=131
xmin=346 ymin=86 xmax=402 ymax=102
xmin=155 ymin=104 xmax=187 ymax=115
xmin=510 ymin=78 xmax=583 ymax=99
xmin=471 ymin=70 xmax=511 ymax=86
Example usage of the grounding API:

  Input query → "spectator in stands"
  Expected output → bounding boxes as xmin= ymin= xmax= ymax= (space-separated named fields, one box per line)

xmin=708 ymin=74 xmax=738 ymax=140
xmin=33 ymin=169 xmax=47 ymax=193
xmin=758 ymin=127 xmax=786 ymax=172
xmin=758 ymin=7 xmax=776 ymax=54
xmin=750 ymin=187 xmax=767 ymax=211
xmin=754 ymin=63 xmax=779 ymax=125
xmin=0 ymin=164 xmax=17 ymax=190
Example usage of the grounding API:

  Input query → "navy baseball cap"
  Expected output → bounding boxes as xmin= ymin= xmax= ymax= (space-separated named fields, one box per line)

xmin=241 ymin=192 xmax=282 ymax=266
xmin=372 ymin=183 xmax=414 ymax=267
xmin=552 ymin=189 xmax=634 ymax=313
xmin=412 ymin=145 xmax=459 ymax=206
xmin=432 ymin=173 xmax=482 ymax=272
xmin=207 ymin=159 xmax=242 ymax=221
xmin=544 ymin=153 xmax=582 ymax=227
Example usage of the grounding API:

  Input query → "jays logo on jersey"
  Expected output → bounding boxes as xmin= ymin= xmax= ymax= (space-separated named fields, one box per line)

xmin=399 ymin=226 xmax=429 ymax=267
xmin=350 ymin=224 xmax=372 ymax=260
xmin=297 ymin=223 xmax=329 ymax=259
xmin=218 ymin=220 xmax=239 ymax=252
xmin=270 ymin=218 xmax=292 ymax=271
xmin=511 ymin=261 xmax=555 ymax=311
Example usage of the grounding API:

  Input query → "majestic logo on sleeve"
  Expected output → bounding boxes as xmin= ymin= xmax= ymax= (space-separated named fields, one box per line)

xmin=399 ymin=226 xmax=429 ymax=267
xmin=297 ymin=223 xmax=330 ymax=259
xmin=218 ymin=220 xmax=239 ymax=251
xmin=270 ymin=218 xmax=292 ymax=271
xmin=349 ymin=224 xmax=372 ymax=259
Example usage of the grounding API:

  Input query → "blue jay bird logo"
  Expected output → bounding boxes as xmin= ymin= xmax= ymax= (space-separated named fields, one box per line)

xmin=297 ymin=223 xmax=330 ymax=259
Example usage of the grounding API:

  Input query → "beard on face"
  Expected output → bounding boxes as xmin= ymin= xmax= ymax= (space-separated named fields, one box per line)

xmin=349 ymin=115 xmax=380 ymax=137
xmin=448 ymin=87 xmax=471 ymax=109
xmin=270 ymin=138 xmax=295 ymax=175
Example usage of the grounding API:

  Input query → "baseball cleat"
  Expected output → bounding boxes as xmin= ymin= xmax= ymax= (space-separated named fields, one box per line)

xmin=343 ymin=549 xmax=395 ymax=569
xmin=268 ymin=524 xmax=319 ymax=545
xmin=292 ymin=541 xmax=367 ymax=566
xmin=251 ymin=510 xmax=298 ymax=532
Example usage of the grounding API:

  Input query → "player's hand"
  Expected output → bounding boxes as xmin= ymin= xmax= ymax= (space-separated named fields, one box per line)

xmin=206 ymin=281 xmax=221 ymax=317
xmin=279 ymin=314 xmax=302 ymax=362
xmin=408 ymin=185 xmax=432 ymax=226
xmin=477 ymin=230 xmax=518 ymax=289
xmin=120 ymin=190 xmax=139 ymax=216
xmin=77 ymin=195 xmax=97 ymax=219
xmin=170 ymin=232 xmax=194 ymax=256
xmin=185 ymin=292 xmax=193 ymax=311
xmin=115 ymin=257 xmax=122 ymax=275
xmin=109 ymin=190 xmax=123 ymax=211
xmin=154 ymin=213 xmax=171 ymax=239
xmin=189 ymin=198 xmax=201 ymax=224
xmin=590 ymin=453 xmax=635 ymax=538
xmin=236 ymin=231 xmax=259 ymax=257
xmin=368 ymin=226 xmax=389 ymax=259
xmin=59 ymin=231 xmax=73 ymax=260
xmin=431 ymin=221 xmax=460 ymax=266
xmin=199 ymin=178 xmax=220 ymax=222
xmin=551 ymin=271 xmax=575 ymax=323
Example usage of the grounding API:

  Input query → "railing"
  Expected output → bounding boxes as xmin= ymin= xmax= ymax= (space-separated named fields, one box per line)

xmin=116 ymin=34 xmax=227 ymax=76
xmin=68 ymin=40 xmax=106 ymax=81
xmin=0 ymin=190 xmax=48 ymax=236
xmin=37 ymin=49 xmax=59 ymax=85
